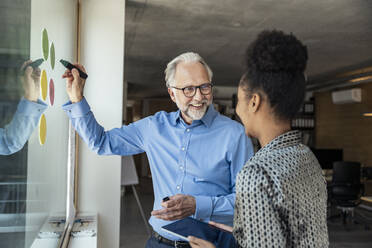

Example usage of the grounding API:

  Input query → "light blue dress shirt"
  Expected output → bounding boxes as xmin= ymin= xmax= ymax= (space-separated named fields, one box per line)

xmin=62 ymin=98 xmax=253 ymax=241
xmin=0 ymin=98 xmax=47 ymax=155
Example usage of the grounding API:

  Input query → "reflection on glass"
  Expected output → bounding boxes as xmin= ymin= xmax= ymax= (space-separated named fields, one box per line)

xmin=0 ymin=58 xmax=47 ymax=248
xmin=1 ymin=1 xmax=73 ymax=247
xmin=0 ymin=61 xmax=47 ymax=155
xmin=1 ymin=2 xmax=33 ymax=247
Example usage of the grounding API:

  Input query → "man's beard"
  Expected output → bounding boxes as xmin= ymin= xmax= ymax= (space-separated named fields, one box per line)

xmin=174 ymin=95 xmax=212 ymax=121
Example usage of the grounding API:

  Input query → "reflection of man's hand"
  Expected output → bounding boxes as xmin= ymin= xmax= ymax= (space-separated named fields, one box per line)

xmin=151 ymin=194 xmax=196 ymax=221
xmin=62 ymin=63 xmax=87 ymax=103
xmin=20 ymin=60 xmax=41 ymax=102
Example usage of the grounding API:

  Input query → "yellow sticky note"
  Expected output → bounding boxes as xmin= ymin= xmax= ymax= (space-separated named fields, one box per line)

xmin=39 ymin=114 xmax=47 ymax=145
xmin=40 ymin=70 xmax=48 ymax=101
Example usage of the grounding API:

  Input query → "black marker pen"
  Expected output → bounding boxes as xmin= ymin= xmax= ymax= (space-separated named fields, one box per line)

xmin=162 ymin=196 xmax=170 ymax=202
xmin=59 ymin=59 xmax=88 ymax=79
xmin=23 ymin=58 xmax=44 ymax=72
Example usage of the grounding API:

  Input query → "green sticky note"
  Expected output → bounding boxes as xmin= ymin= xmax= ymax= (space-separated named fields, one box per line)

xmin=42 ymin=29 xmax=49 ymax=61
xmin=50 ymin=42 xmax=55 ymax=69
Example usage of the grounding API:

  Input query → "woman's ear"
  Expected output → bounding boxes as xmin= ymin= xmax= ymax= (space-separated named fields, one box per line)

xmin=250 ymin=93 xmax=261 ymax=113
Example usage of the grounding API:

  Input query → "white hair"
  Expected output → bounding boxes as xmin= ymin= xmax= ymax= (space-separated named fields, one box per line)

xmin=164 ymin=52 xmax=213 ymax=87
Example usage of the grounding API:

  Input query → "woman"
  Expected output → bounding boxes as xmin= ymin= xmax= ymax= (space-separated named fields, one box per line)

xmin=189 ymin=30 xmax=328 ymax=247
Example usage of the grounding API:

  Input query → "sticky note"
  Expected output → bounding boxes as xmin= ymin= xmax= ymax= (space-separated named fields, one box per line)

xmin=39 ymin=114 xmax=47 ymax=145
xmin=50 ymin=42 xmax=55 ymax=70
xmin=49 ymin=78 xmax=55 ymax=106
xmin=42 ymin=29 xmax=49 ymax=61
xmin=40 ymin=70 xmax=48 ymax=101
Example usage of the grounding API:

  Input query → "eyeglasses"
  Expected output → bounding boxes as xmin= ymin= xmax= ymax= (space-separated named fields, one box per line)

xmin=171 ymin=83 xmax=213 ymax=98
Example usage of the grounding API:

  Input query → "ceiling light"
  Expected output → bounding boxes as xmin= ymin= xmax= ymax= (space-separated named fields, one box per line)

xmin=349 ymin=75 xmax=372 ymax=83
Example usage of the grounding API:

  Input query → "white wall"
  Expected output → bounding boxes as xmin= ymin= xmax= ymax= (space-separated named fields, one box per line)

xmin=79 ymin=1 xmax=125 ymax=247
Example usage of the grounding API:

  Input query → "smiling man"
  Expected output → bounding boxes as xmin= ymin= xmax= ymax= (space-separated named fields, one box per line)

xmin=62 ymin=52 xmax=253 ymax=248
xmin=166 ymin=56 xmax=213 ymax=124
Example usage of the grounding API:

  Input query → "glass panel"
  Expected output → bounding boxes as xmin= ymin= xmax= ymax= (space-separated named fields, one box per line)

xmin=0 ymin=0 xmax=77 ymax=247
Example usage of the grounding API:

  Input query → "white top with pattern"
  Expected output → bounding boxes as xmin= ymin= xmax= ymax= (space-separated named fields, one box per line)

xmin=233 ymin=131 xmax=329 ymax=248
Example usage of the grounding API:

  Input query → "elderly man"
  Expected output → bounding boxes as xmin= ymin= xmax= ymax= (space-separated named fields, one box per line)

xmin=62 ymin=52 xmax=253 ymax=248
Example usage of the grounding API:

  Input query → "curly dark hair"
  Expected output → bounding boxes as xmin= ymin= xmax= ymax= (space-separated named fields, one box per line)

xmin=240 ymin=30 xmax=308 ymax=121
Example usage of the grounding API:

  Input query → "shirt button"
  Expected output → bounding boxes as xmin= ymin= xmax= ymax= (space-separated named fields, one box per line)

xmin=176 ymin=185 xmax=180 ymax=190
xmin=181 ymin=147 xmax=185 ymax=151
xmin=186 ymin=129 xmax=190 ymax=132
xmin=180 ymin=166 xmax=184 ymax=170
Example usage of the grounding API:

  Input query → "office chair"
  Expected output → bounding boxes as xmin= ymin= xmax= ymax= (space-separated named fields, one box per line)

xmin=328 ymin=161 xmax=364 ymax=225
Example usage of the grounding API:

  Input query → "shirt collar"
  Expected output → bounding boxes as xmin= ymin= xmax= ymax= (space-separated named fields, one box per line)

xmin=170 ymin=104 xmax=218 ymax=128
xmin=201 ymin=104 xmax=218 ymax=128
xmin=256 ymin=130 xmax=302 ymax=156
xmin=170 ymin=110 xmax=181 ymax=126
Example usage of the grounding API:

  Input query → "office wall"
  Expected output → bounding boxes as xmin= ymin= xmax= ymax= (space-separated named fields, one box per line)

xmin=315 ymin=83 xmax=372 ymax=166
xmin=79 ymin=0 xmax=124 ymax=247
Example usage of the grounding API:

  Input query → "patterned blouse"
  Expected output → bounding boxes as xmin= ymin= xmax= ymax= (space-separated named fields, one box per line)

xmin=233 ymin=131 xmax=329 ymax=247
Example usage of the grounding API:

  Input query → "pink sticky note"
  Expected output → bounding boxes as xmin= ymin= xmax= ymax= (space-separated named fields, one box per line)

xmin=49 ymin=78 xmax=55 ymax=106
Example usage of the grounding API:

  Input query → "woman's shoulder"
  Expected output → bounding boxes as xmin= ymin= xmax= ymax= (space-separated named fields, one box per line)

xmin=240 ymin=154 xmax=283 ymax=177
xmin=239 ymin=157 xmax=285 ymax=190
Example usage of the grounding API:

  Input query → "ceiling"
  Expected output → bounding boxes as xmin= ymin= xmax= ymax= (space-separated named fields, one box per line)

xmin=125 ymin=0 xmax=372 ymax=98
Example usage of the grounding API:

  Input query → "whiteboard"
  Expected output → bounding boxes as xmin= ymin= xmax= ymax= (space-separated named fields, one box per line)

xmin=121 ymin=156 xmax=139 ymax=186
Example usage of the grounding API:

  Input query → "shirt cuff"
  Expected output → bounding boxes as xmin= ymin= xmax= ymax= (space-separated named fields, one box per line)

xmin=193 ymin=195 xmax=213 ymax=221
xmin=17 ymin=98 xmax=48 ymax=117
xmin=62 ymin=97 xmax=90 ymax=118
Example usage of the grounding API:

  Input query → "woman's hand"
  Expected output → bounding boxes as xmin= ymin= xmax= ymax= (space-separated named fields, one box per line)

xmin=188 ymin=236 xmax=216 ymax=248
xmin=209 ymin=221 xmax=233 ymax=233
